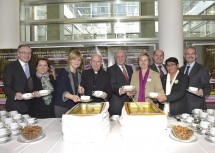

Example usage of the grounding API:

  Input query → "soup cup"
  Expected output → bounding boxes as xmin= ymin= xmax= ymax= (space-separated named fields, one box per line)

xmin=9 ymin=122 xmax=19 ymax=130
xmin=189 ymin=86 xmax=198 ymax=92
xmin=80 ymin=95 xmax=91 ymax=101
xmin=200 ymin=121 xmax=210 ymax=129
xmin=123 ymin=85 xmax=135 ymax=91
xmin=3 ymin=118 xmax=14 ymax=124
xmin=22 ymin=114 xmax=30 ymax=120
xmin=181 ymin=113 xmax=190 ymax=119
xmin=27 ymin=118 xmax=36 ymax=124
xmin=0 ymin=110 xmax=7 ymax=116
xmin=22 ymin=93 xmax=33 ymax=99
xmin=0 ymin=128 xmax=8 ymax=136
xmin=13 ymin=113 xmax=22 ymax=120
xmin=148 ymin=92 xmax=158 ymax=98
xmin=192 ymin=108 xmax=202 ymax=115
xmin=92 ymin=91 xmax=103 ymax=97
xmin=207 ymin=109 xmax=214 ymax=115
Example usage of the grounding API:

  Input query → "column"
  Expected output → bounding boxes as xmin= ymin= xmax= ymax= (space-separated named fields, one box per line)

xmin=158 ymin=0 xmax=183 ymax=66
xmin=140 ymin=0 xmax=155 ymax=38
xmin=47 ymin=4 xmax=64 ymax=41
xmin=0 ymin=0 xmax=20 ymax=48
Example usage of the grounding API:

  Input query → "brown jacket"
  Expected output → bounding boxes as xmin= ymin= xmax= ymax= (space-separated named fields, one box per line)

xmin=130 ymin=69 xmax=164 ymax=102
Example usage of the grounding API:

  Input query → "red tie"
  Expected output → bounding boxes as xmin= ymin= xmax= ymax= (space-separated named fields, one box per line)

xmin=122 ymin=66 xmax=129 ymax=81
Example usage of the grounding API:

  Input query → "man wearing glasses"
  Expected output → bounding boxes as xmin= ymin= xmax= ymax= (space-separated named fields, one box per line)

xmin=3 ymin=44 xmax=35 ymax=114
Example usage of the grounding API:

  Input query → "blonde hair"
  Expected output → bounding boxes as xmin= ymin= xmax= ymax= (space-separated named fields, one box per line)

xmin=138 ymin=52 xmax=151 ymax=63
xmin=68 ymin=50 xmax=85 ymax=70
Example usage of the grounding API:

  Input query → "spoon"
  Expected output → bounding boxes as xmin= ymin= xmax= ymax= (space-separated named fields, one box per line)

xmin=132 ymin=98 xmax=143 ymax=112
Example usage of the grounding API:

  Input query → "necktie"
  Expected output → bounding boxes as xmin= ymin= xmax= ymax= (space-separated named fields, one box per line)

xmin=24 ymin=63 xmax=30 ymax=79
xmin=158 ymin=65 xmax=164 ymax=77
xmin=185 ymin=66 xmax=190 ymax=76
xmin=122 ymin=66 xmax=129 ymax=81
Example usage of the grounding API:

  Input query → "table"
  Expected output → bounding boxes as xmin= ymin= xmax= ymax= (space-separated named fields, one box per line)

xmin=1 ymin=118 xmax=215 ymax=153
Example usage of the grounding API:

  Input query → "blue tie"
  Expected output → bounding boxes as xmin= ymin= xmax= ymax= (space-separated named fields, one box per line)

xmin=24 ymin=63 xmax=30 ymax=78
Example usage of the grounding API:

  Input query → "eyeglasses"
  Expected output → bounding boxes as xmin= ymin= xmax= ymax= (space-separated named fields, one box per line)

xmin=166 ymin=64 xmax=176 ymax=67
xmin=19 ymin=51 xmax=31 ymax=55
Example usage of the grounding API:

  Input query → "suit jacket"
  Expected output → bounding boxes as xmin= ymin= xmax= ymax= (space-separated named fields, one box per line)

xmin=180 ymin=62 xmax=211 ymax=113
xmin=3 ymin=60 xmax=35 ymax=114
xmin=81 ymin=68 xmax=112 ymax=102
xmin=54 ymin=66 xmax=82 ymax=109
xmin=130 ymin=69 xmax=164 ymax=102
xmin=161 ymin=71 xmax=189 ymax=116
xmin=107 ymin=64 xmax=133 ymax=115
xmin=150 ymin=63 xmax=167 ymax=72
xmin=26 ymin=75 xmax=55 ymax=118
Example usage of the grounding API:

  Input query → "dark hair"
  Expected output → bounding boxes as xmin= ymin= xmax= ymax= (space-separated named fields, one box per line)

xmin=184 ymin=46 xmax=197 ymax=54
xmin=35 ymin=58 xmax=50 ymax=69
xmin=17 ymin=44 xmax=32 ymax=52
xmin=165 ymin=57 xmax=179 ymax=65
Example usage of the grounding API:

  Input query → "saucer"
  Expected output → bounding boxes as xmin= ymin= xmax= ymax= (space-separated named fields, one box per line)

xmin=17 ymin=133 xmax=45 ymax=143
xmin=80 ymin=99 xmax=92 ymax=103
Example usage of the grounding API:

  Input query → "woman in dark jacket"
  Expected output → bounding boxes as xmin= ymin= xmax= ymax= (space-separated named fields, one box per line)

xmin=26 ymin=58 xmax=55 ymax=118
xmin=155 ymin=57 xmax=189 ymax=116
xmin=54 ymin=50 xmax=84 ymax=117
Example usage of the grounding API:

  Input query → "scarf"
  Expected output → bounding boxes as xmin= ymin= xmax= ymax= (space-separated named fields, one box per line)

xmin=163 ymin=70 xmax=179 ymax=115
xmin=36 ymin=72 xmax=54 ymax=105
xmin=138 ymin=68 xmax=150 ymax=102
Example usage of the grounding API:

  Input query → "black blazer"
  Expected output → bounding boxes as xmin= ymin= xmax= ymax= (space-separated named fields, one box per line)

xmin=180 ymin=62 xmax=211 ymax=113
xmin=54 ymin=67 xmax=82 ymax=109
xmin=81 ymin=68 xmax=112 ymax=102
xmin=161 ymin=71 xmax=189 ymax=116
xmin=3 ymin=60 xmax=35 ymax=114
xmin=26 ymin=75 xmax=55 ymax=118
xmin=107 ymin=64 xmax=133 ymax=115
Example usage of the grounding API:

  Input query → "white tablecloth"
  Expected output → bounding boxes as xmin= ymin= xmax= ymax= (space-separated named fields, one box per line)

xmin=1 ymin=118 xmax=215 ymax=153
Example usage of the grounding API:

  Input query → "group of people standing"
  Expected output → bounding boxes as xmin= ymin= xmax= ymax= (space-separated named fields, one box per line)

xmin=3 ymin=44 xmax=211 ymax=119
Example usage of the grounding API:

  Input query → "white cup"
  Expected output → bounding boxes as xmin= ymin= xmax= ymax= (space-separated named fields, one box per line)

xmin=181 ymin=113 xmax=190 ymax=119
xmin=110 ymin=115 xmax=120 ymax=121
xmin=207 ymin=115 xmax=215 ymax=123
xmin=189 ymin=86 xmax=198 ymax=92
xmin=0 ymin=128 xmax=8 ymax=136
xmin=9 ymin=122 xmax=19 ymax=130
xmin=27 ymin=118 xmax=36 ymax=124
xmin=149 ymin=92 xmax=158 ymax=98
xmin=192 ymin=108 xmax=203 ymax=115
xmin=80 ymin=95 xmax=90 ymax=101
xmin=22 ymin=93 xmax=33 ymax=99
xmin=3 ymin=118 xmax=14 ymax=124
xmin=0 ymin=110 xmax=7 ymax=116
xmin=207 ymin=109 xmax=214 ymax=115
xmin=0 ymin=136 xmax=8 ymax=142
xmin=22 ymin=114 xmax=30 ymax=119
xmin=186 ymin=116 xmax=194 ymax=123
xmin=0 ymin=122 xmax=4 ymax=128
xmin=200 ymin=112 xmax=208 ymax=119
xmin=92 ymin=91 xmax=103 ymax=97
xmin=9 ymin=111 xmax=18 ymax=117
xmin=209 ymin=127 xmax=215 ymax=135
xmin=123 ymin=85 xmax=135 ymax=91
xmin=19 ymin=122 xmax=27 ymax=128
xmin=200 ymin=121 xmax=210 ymax=129
xmin=13 ymin=113 xmax=22 ymax=120
xmin=208 ymin=135 xmax=215 ymax=141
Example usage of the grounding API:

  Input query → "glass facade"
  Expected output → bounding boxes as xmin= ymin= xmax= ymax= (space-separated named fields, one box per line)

xmin=20 ymin=0 xmax=215 ymax=42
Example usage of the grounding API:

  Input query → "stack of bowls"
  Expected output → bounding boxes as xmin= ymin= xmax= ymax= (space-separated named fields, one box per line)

xmin=0 ymin=123 xmax=11 ymax=144
xmin=206 ymin=127 xmax=215 ymax=143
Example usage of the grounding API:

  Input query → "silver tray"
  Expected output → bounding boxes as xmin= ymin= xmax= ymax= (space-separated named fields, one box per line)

xmin=17 ymin=133 xmax=45 ymax=143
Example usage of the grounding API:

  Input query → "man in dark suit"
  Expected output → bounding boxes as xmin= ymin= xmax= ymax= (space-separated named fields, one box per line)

xmin=180 ymin=46 xmax=211 ymax=113
xmin=150 ymin=49 xmax=167 ymax=77
xmin=3 ymin=44 xmax=35 ymax=114
xmin=81 ymin=53 xmax=112 ymax=102
xmin=107 ymin=50 xmax=133 ymax=117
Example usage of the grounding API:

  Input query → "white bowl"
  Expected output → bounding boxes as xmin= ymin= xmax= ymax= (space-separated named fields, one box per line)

xmin=80 ymin=96 xmax=90 ymax=101
xmin=27 ymin=118 xmax=36 ymax=124
xmin=149 ymin=92 xmax=158 ymax=98
xmin=39 ymin=90 xmax=51 ymax=96
xmin=0 ymin=110 xmax=7 ymax=116
xmin=22 ymin=93 xmax=33 ymax=99
xmin=181 ymin=113 xmax=190 ymax=119
xmin=189 ymin=87 xmax=198 ymax=92
xmin=92 ymin=91 xmax=103 ymax=97
xmin=123 ymin=85 xmax=135 ymax=91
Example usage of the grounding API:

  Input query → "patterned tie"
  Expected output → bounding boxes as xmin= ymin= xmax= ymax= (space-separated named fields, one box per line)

xmin=158 ymin=65 xmax=164 ymax=77
xmin=122 ymin=66 xmax=129 ymax=81
xmin=24 ymin=63 xmax=30 ymax=79
xmin=185 ymin=66 xmax=190 ymax=76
